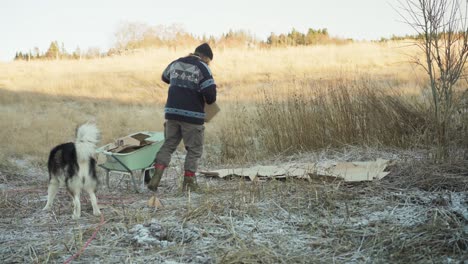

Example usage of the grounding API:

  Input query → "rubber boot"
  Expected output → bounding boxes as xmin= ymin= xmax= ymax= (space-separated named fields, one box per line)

xmin=147 ymin=164 xmax=166 ymax=191
xmin=182 ymin=171 xmax=201 ymax=192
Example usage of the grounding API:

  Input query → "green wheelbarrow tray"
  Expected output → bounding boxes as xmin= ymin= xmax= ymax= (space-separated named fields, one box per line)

xmin=96 ymin=131 xmax=164 ymax=192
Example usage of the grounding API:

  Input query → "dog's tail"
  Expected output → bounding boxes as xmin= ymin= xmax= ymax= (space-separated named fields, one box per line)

xmin=75 ymin=123 xmax=100 ymax=162
xmin=76 ymin=123 xmax=100 ymax=145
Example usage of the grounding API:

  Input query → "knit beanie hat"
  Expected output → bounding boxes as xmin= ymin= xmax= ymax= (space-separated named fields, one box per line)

xmin=194 ymin=43 xmax=213 ymax=61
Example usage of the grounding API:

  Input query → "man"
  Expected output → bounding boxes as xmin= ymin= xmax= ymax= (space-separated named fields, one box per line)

xmin=148 ymin=43 xmax=216 ymax=192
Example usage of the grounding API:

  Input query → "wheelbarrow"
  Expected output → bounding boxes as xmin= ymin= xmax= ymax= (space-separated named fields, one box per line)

xmin=96 ymin=131 xmax=164 ymax=192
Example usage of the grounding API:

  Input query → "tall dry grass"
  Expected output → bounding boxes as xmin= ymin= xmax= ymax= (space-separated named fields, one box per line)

xmin=0 ymin=42 xmax=466 ymax=165
xmin=215 ymin=77 xmax=428 ymax=163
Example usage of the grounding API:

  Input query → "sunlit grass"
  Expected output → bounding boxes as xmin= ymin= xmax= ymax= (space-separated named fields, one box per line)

xmin=0 ymin=42 xmax=426 ymax=102
xmin=1 ymin=42 xmax=466 ymax=165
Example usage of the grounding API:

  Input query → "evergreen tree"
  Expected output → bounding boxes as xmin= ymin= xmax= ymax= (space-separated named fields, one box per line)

xmin=72 ymin=46 xmax=81 ymax=60
xmin=45 ymin=41 xmax=60 ymax=59
xmin=267 ymin=32 xmax=278 ymax=46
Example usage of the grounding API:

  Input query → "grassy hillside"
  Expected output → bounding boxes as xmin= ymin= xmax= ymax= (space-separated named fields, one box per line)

xmin=0 ymin=42 xmax=466 ymax=164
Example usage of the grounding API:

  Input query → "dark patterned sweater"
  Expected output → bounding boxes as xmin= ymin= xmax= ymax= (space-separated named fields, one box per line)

xmin=161 ymin=55 xmax=217 ymax=125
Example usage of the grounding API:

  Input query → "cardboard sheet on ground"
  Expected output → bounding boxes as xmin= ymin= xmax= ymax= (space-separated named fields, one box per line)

xmin=325 ymin=158 xmax=390 ymax=182
xmin=201 ymin=165 xmax=308 ymax=181
xmin=147 ymin=196 xmax=163 ymax=208
xmin=199 ymin=159 xmax=389 ymax=182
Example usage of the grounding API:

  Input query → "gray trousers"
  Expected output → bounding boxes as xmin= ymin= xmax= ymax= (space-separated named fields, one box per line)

xmin=155 ymin=120 xmax=205 ymax=172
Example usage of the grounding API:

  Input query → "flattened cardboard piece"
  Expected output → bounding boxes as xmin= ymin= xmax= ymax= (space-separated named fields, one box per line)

xmin=108 ymin=133 xmax=153 ymax=153
xmin=131 ymin=133 xmax=150 ymax=143
xmin=200 ymin=159 xmax=389 ymax=182
xmin=371 ymin=158 xmax=390 ymax=180
xmin=327 ymin=159 xmax=390 ymax=182
xmin=200 ymin=165 xmax=309 ymax=181
xmin=115 ymin=136 xmax=140 ymax=148
xmin=286 ymin=167 xmax=309 ymax=179
xmin=327 ymin=163 xmax=372 ymax=182
xmin=376 ymin=171 xmax=390 ymax=180
xmin=147 ymin=196 xmax=163 ymax=208
xmin=254 ymin=165 xmax=287 ymax=177
xmin=205 ymin=102 xmax=220 ymax=122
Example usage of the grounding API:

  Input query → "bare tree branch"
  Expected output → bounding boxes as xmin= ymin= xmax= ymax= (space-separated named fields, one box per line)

xmin=398 ymin=0 xmax=468 ymax=160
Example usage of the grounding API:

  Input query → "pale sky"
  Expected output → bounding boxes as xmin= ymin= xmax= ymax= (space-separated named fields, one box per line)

xmin=0 ymin=0 xmax=412 ymax=61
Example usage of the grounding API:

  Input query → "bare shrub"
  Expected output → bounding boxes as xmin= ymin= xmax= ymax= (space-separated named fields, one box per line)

xmin=398 ymin=0 xmax=468 ymax=160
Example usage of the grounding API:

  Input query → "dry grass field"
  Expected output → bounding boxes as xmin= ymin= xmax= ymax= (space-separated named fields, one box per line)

xmin=0 ymin=42 xmax=467 ymax=263
xmin=0 ymin=42 xmax=430 ymax=160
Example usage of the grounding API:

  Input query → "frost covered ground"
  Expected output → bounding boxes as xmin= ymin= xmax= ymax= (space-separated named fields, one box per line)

xmin=0 ymin=148 xmax=467 ymax=263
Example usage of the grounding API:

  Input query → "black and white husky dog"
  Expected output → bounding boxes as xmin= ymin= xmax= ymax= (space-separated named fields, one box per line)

xmin=43 ymin=123 xmax=101 ymax=219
